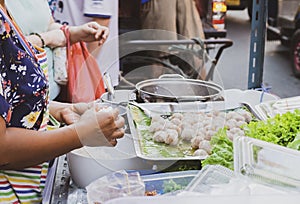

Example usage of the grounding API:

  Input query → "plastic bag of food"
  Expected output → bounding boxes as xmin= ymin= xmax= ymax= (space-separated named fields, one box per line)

xmin=86 ymin=170 xmax=145 ymax=204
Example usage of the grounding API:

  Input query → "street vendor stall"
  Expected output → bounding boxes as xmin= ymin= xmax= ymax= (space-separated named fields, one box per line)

xmin=44 ymin=1 xmax=300 ymax=203
xmin=44 ymin=87 xmax=292 ymax=204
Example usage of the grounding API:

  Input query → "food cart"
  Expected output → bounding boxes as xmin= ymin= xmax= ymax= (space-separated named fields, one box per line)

xmin=45 ymin=87 xmax=300 ymax=203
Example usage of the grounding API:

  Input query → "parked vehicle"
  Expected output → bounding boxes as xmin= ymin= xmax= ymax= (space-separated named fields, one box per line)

xmin=196 ymin=0 xmax=227 ymax=38
xmin=267 ymin=0 xmax=300 ymax=77
xmin=226 ymin=0 xmax=253 ymax=19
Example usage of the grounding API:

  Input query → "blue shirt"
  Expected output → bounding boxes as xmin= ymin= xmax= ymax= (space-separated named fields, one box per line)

xmin=141 ymin=0 xmax=150 ymax=4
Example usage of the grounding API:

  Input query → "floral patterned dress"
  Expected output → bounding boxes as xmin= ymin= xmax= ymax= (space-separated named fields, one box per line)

xmin=0 ymin=9 xmax=50 ymax=203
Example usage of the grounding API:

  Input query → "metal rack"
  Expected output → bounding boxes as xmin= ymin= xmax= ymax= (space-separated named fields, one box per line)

xmin=248 ymin=0 xmax=268 ymax=89
xmin=48 ymin=155 xmax=71 ymax=204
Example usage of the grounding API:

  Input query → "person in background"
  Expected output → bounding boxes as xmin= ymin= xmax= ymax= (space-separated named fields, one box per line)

xmin=140 ymin=0 xmax=205 ymax=40
xmin=139 ymin=0 xmax=207 ymax=79
xmin=6 ymin=0 xmax=109 ymax=101
xmin=0 ymin=0 xmax=125 ymax=203
xmin=53 ymin=0 xmax=120 ymax=88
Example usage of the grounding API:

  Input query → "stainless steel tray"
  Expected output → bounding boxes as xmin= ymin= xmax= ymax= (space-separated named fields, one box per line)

xmin=128 ymin=102 xmax=215 ymax=162
xmin=127 ymin=101 xmax=253 ymax=164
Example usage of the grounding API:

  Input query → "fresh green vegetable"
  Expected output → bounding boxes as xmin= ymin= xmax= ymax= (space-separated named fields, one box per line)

xmin=244 ymin=110 xmax=300 ymax=147
xmin=287 ymin=133 xmax=300 ymax=150
xmin=163 ymin=179 xmax=183 ymax=193
xmin=202 ymin=128 xmax=234 ymax=170
xmin=129 ymin=105 xmax=151 ymax=126
xmin=203 ymin=110 xmax=300 ymax=170
xmin=162 ymin=160 xmax=201 ymax=172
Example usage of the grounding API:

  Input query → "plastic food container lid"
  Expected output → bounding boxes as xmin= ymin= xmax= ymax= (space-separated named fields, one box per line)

xmin=234 ymin=136 xmax=300 ymax=192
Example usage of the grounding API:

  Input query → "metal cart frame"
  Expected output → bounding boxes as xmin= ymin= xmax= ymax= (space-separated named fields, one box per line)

xmin=118 ymin=37 xmax=233 ymax=89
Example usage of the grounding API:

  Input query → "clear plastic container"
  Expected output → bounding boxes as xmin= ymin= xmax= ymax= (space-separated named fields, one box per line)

xmin=184 ymin=165 xmax=235 ymax=194
xmin=234 ymin=136 xmax=300 ymax=192
xmin=255 ymin=96 xmax=300 ymax=120
xmin=184 ymin=136 xmax=300 ymax=195
xmin=141 ymin=170 xmax=199 ymax=196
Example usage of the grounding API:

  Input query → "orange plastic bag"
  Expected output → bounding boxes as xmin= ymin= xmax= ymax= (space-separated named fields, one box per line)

xmin=61 ymin=26 xmax=105 ymax=103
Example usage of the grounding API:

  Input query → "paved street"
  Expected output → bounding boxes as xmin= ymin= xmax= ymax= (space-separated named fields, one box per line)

xmin=214 ymin=10 xmax=300 ymax=98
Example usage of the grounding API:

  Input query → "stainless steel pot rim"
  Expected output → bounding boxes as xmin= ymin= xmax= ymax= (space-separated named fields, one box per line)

xmin=136 ymin=78 xmax=223 ymax=89
xmin=135 ymin=78 xmax=224 ymax=99
xmin=136 ymin=77 xmax=222 ymax=83
xmin=139 ymin=94 xmax=221 ymax=100
xmin=137 ymin=93 xmax=222 ymax=101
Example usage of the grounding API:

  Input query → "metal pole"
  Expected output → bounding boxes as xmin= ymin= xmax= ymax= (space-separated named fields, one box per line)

xmin=248 ymin=0 xmax=268 ymax=89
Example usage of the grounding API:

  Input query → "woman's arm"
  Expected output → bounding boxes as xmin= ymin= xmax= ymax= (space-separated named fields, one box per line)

xmin=26 ymin=16 xmax=109 ymax=49
xmin=0 ymin=104 xmax=125 ymax=170
xmin=26 ymin=28 xmax=66 ymax=49
xmin=25 ymin=16 xmax=65 ymax=48
xmin=68 ymin=22 xmax=109 ymax=45
xmin=0 ymin=116 xmax=81 ymax=170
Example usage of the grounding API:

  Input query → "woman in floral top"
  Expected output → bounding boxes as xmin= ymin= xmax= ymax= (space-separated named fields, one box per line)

xmin=0 ymin=1 xmax=125 ymax=203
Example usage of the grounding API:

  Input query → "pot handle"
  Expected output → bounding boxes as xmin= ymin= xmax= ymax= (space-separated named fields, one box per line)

xmin=158 ymin=74 xmax=185 ymax=79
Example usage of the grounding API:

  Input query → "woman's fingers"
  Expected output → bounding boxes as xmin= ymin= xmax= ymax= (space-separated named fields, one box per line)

xmin=109 ymin=139 xmax=118 ymax=146
xmin=109 ymin=128 xmax=125 ymax=146
xmin=113 ymin=128 xmax=125 ymax=139
xmin=96 ymin=26 xmax=109 ymax=45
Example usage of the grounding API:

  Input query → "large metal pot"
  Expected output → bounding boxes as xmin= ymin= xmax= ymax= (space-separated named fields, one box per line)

xmin=134 ymin=75 xmax=224 ymax=103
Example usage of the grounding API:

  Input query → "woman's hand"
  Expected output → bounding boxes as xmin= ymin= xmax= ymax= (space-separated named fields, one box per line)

xmin=69 ymin=22 xmax=109 ymax=46
xmin=60 ymin=103 xmax=89 ymax=125
xmin=49 ymin=101 xmax=90 ymax=124
xmin=74 ymin=107 xmax=125 ymax=147
xmin=50 ymin=101 xmax=125 ymax=146
xmin=59 ymin=101 xmax=109 ymax=125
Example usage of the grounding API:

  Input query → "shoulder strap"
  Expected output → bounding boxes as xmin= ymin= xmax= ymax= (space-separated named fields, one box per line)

xmin=0 ymin=5 xmax=37 ymax=60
